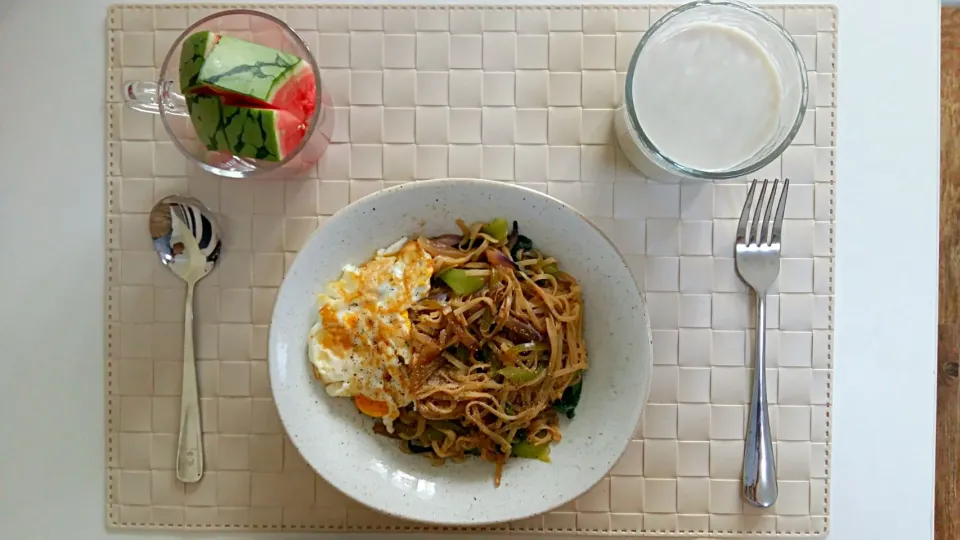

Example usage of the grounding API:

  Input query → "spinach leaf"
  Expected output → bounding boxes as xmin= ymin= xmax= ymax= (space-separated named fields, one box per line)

xmin=407 ymin=440 xmax=434 ymax=454
xmin=511 ymin=234 xmax=534 ymax=261
xmin=552 ymin=377 xmax=583 ymax=419
xmin=451 ymin=344 xmax=470 ymax=362
xmin=476 ymin=345 xmax=501 ymax=370
xmin=471 ymin=344 xmax=506 ymax=376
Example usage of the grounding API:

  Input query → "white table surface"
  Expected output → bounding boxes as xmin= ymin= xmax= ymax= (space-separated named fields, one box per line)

xmin=0 ymin=0 xmax=941 ymax=538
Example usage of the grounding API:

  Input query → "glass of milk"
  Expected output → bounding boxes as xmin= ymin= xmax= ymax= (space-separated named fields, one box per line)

xmin=614 ymin=0 xmax=808 ymax=182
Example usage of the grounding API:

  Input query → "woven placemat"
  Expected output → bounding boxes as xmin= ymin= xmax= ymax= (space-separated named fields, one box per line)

xmin=105 ymin=3 xmax=837 ymax=535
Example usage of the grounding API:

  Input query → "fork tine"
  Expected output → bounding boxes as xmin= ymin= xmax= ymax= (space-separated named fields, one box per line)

xmin=749 ymin=179 xmax=769 ymax=245
xmin=758 ymin=179 xmax=780 ymax=245
xmin=736 ymin=180 xmax=758 ymax=244
xmin=770 ymin=178 xmax=790 ymax=244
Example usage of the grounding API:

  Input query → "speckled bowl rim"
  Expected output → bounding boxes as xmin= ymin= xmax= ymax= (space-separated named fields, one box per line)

xmin=269 ymin=178 xmax=653 ymax=526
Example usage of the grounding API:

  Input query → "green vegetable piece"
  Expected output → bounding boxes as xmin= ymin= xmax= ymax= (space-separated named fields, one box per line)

xmin=509 ymin=342 xmax=549 ymax=355
xmin=542 ymin=263 xmax=559 ymax=275
xmin=480 ymin=308 xmax=495 ymax=332
xmin=511 ymin=441 xmax=551 ymax=462
xmin=498 ymin=366 xmax=543 ymax=384
xmin=465 ymin=448 xmax=481 ymax=456
xmin=438 ymin=269 xmax=486 ymax=296
xmin=552 ymin=377 xmax=584 ymax=419
xmin=423 ymin=420 xmax=465 ymax=443
xmin=481 ymin=218 xmax=509 ymax=243
xmin=422 ymin=428 xmax=445 ymax=442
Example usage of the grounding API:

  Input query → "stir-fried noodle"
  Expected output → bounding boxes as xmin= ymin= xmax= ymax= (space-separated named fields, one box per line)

xmin=373 ymin=219 xmax=587 ymax=486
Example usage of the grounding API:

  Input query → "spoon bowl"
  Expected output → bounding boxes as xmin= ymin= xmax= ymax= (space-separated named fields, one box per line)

xmin=150 ymin=195 xmax=222 ymax=281
xmin=149 ymin=195 xmax=222 ymax=483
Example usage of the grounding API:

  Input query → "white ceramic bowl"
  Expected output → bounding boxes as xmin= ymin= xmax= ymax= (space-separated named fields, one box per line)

xmin=269 ymin=179 xmax=653 ymax=525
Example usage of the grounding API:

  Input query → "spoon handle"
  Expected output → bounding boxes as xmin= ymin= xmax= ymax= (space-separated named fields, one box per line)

xmin=176 ymin=281 xmax=204 ymax=483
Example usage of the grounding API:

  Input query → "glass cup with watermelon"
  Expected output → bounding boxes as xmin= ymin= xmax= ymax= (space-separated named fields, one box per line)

xmin=123 ymin=9 xmax=333 ymax=179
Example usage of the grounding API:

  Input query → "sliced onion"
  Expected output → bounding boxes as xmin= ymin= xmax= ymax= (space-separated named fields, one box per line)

xmin=485 ymin=249 xmax=517 ymax=270
xmin=427 ymin=291 xmax=449 ymax=303
xmin=418 ymin=236 xmax=465 ymax=258
xmin=503 ymin=317 xmax=543 ymax=342
xmin=408 ymin=354 xmax=442 ymax=390
xmin=450 ymin=320 xmax=479 ymax=350
xmin=411 ymin=327 xmax=444 ymax=371
xmin=431 ymin=234 xmax=464 ymax=247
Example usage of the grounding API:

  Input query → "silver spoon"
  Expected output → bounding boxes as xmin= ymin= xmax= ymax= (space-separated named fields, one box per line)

xmin=149 ymin=195 xmax=222 ymax=483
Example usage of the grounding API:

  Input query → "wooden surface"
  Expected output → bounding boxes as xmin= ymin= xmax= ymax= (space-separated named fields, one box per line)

xmin=940 ymin=8 xmax=960 ymax=540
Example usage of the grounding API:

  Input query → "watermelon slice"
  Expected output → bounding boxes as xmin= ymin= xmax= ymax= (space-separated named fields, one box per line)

xmin=259 ymin=60 xmax=316 ymax=123
xmin=178 ymin=32 xmax=317 ymax=162
xmin=187 ymin=94 xmax=307 ymax=162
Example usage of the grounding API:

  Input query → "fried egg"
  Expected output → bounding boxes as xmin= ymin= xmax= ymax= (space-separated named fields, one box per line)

xmin=308 ymin=237 xmax=434 ymax=431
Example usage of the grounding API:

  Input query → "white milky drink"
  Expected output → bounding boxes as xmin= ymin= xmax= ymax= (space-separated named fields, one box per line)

xmin=615 ymin=0 xmax=808 ymax=182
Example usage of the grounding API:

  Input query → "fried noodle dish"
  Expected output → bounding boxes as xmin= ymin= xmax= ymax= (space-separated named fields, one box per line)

xmin=308 ymin=218 xmax=586 ymax=486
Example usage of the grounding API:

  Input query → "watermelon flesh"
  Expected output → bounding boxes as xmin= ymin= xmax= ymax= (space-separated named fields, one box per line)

xmin=178 ymin=32 xmax=316 ymax=162
xmin=260 ymin=61 xmax=316 ymax=123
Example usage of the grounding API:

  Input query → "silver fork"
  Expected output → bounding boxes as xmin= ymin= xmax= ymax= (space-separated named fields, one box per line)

xmin=735 ymin=178 xmax=789 ymax=508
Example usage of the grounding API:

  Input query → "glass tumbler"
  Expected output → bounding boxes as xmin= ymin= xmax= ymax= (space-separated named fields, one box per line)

xmin=614 ymin=0 xmax=808 ymax=182
xmin=123 ymin=9 xmax=334 ymax=179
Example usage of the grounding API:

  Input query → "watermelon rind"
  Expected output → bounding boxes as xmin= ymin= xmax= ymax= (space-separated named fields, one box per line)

xmin=220 ymin=104 xmax=285 ymax=161
xmin=178 ymin=31 xmax=218 ymax=93
xmin=186 ymin=94 xmax=227 ymax=151
xmin=187 ymin=93 xmax=294 ymax=162
xmin=194 ymin=35 xmax=302 ymax=104
xmin=264 ymin=59 xmax=308 ymax=102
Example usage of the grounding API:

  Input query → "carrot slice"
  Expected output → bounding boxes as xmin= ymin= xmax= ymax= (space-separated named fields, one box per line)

xmin=354 ymin=395 xmax=389 ymax=417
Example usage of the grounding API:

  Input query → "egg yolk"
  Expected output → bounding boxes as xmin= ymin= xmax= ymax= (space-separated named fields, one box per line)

xmin=354 ymin=395 xmax=390 ymax=417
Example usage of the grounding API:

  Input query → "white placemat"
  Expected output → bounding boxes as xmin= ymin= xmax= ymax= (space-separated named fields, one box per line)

xmin=105 ymin=3 xmax=837 ymax=535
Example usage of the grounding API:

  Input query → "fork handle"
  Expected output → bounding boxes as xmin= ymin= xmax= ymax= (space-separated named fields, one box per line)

xmin=743 ymin=293 xmax=778 ymax=508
